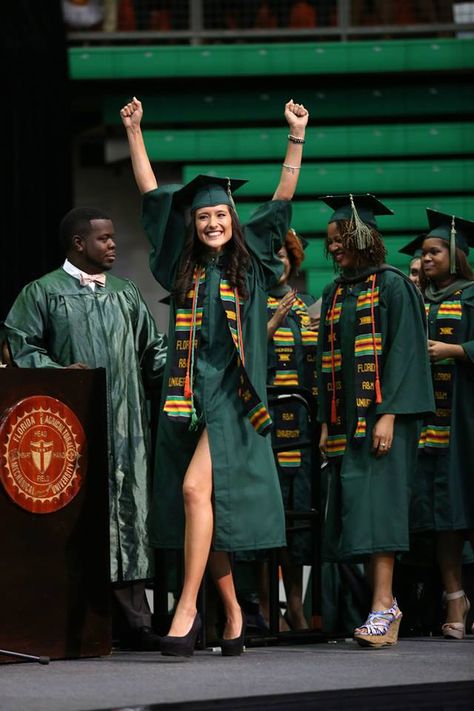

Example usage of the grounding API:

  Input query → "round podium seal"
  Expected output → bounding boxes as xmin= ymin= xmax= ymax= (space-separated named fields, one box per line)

xmin=0 ymin=396 xmax=86 ymax=513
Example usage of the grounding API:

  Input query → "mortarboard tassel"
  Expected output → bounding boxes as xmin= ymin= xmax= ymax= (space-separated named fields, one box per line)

xmin=226 ymin=177 xmax=236 ymax=212
xmin=450 ymin=215 xmax=457 ymax=275
xmin=349 ymin=194 xmax=374 ymax=250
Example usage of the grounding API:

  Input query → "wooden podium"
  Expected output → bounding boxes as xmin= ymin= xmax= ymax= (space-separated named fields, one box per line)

xmin=0 ymin=369 xmax=111 ymax=661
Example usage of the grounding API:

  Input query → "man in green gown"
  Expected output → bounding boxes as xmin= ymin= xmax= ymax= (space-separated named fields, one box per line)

xmin=4 ymin=207 xmax=167 ymax=650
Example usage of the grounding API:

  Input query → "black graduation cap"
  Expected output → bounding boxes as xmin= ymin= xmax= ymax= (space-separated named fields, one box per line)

xmin=318 ymin=193 xmax=394 ymax=228
xmin=299 ymin=235 xmax=309 ymax=250
xmin=398 ymin=236 xmax=425 ymax=258
xmin=174 ymin=174 xmax=247 ymax=212
xmin=287 ymin=227 xmax=308 ymax=250
xmin=318 ymin=193 xmax=393 ymax=250
xmin=426 ymin=209 xmax=474 ymax=255
xmin=399 ymin=209 xmax=474 ymax=274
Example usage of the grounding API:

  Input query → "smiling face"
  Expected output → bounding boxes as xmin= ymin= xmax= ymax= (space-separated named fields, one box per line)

xmin=194 ymin=204 xmax=233 ymax=253
xmin=277 ymin=245 xmax=292 ymax=285
xmin=408 ymin=257 xmax=421 ymax=287
xmin=73 ymin=218 xmax=116 ymax=273
xmin=326 ymin=221 xmax=357 ymax=270
xmin=421 ymin=237 xmax=451 ymax=285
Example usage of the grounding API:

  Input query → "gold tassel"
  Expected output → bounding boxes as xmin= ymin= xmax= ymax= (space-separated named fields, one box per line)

xmin=226 ymin=177 xmax=236 ymax=212
xmin=450 ymin=215 xmax=457 ymax=275
xmin=348 ymin=194 xmax=374 ymax=250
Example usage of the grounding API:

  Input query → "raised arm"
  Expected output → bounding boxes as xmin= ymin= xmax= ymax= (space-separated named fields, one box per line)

xmin=273 ymin=99 xmax=309 ymax=201
xmin=120 ymin=97 xmax=158 ymax=195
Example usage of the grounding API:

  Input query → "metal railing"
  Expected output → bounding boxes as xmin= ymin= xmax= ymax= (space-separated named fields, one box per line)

xmin=65 ymin=0 xmax=474 ymax=43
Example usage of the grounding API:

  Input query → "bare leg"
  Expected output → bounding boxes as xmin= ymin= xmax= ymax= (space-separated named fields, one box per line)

xmin=258 ymin=560 xmax=290 ymax=632
xmin=167 ymin=428 xmax=213 ymax=637
xmin=369 ymin=553 xmax=395 ymax=611
xmin=280 ymin=549 xmax=308 ymax=630
xmin=437 ymin=531 xmax=467 ymax=624
xmin=208 ymin=552 xmax=242 ymax=639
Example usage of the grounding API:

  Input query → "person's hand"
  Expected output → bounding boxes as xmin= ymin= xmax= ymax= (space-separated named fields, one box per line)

xmin=428 ymin=339 xmax=462 ymax=362
xmin=270 ymin=290 xmax=297 ymax=330
xmin=120 ymin=96 xmax=143 ymax=129
xmin=66 ymin=362 xmax=89 ymax=370
xmin=319 ymin=422 xmax=328 ymax=457
xmin=372 ymin=413 xmax=395 ymax=457
xmin=308 ymin=315 xmax=320 ymax=332
xmin=284 ymin=99 xmax=309 ymax=133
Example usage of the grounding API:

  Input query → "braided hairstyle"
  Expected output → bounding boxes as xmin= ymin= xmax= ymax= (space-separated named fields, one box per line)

xmin=325 ymin=218 xmax=387 ymax=271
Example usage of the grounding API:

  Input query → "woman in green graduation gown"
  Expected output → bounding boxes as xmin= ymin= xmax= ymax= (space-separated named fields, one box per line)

xmin=120 ymin=96 xmax=309 ymax=656
xmin=316 ymin=194 xmax=434 ymax=648
xmin=265 ymin=228 xmax=318 ymax=630
xmin=404 ymin=210 xmax=474 ymax=640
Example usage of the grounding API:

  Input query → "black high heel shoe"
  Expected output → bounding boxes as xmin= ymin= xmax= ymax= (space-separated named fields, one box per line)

xmin=159 ymin=613 xmax=202 ymax=657
xmin=221 ymin=609 xmax=246 ymax=657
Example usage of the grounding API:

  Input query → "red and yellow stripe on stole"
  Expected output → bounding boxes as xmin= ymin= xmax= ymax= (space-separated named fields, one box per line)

xmin=325 ymin=303 xmax=342 ymax=324
xmin=321 ymin=349 xmax=342 ymax=372
xmin=354 ymin=416 xmax=367 ymax=439
xmin=326 ymin=434 xmax=347 ymax=457
xmin=356 ymin=287 xmax=379 ymax=311
xmin=301 ymin=329 xmax=317 ymax=346
xmin=278 ymin=450 xmax=302 ymax=467
xmin=438 ymin=301 xmax=462 ymax=319
xmin=220 ymin=281 xmax=243 ymax=305
xmin=273 ymin=370 xmax=299 ymax=386
xmin=273 ymin=327 xmax=294 ymax=346
xmin=175 ymin=309 xmax=203 ymax=332
xmin=163 ymin=396 xmax=193 ymax=417
xmin=418 ymin=426 xmax=427 ymax=448
xmin=248 ymin=403 xmax=272 ymax=434
xmin=424 ymin=425 xmax=451 ymax=447
xmin=354 ymin=334 xmax=382 ymax=356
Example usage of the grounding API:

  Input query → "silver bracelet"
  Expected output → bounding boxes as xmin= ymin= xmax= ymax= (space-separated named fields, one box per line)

xmin=282 ymin=163 xmax=300 ymax=174
xmin=287 ymin=134 xmax=305 ymax=144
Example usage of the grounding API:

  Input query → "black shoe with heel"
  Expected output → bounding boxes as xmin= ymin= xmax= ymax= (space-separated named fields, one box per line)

xmin=159 ymin=613 xmax=202 ymax=657
xmin=221 ymin=609 xmax=246 ymax=657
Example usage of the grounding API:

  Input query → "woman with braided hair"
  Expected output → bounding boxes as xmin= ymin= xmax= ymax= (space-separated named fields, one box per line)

xmin=316 ymin=194 xmax=434 ymax=648
xmin=120 ymin=96 xmax=308 ymax=657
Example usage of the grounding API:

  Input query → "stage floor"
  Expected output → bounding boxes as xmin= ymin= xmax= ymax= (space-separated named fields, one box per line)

xmin=1 ymin=638 xmax=473 ymax=711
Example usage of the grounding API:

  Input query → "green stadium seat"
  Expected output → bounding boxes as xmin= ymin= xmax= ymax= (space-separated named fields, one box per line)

xmin=137 ymin=123 xmax=473 ymax=161
xmin=69 ymin=39 xmax=474 ymax=80
xmin=182 ymin=160 xmax=474 ymax=196
xmin=236 ymin=196 xmax=473 ymax=236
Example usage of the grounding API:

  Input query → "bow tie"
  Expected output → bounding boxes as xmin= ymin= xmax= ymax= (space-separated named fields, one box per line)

xmin=79 ymin=273 xmax=106 ymax=287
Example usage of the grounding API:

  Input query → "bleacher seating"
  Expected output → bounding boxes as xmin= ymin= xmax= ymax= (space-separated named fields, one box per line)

xmin=71 ymin=37 xmax=474 ymax=297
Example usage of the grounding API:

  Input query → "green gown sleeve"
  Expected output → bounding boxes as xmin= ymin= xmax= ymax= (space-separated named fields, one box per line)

xmin=141 ymin=185 xmax=187 ymax=292
xmin=4 ymin=281 xmax=63 ymax=368
xmin=127 ymin=281 xmax=168 ymax=393
xmin=376 ymin=272 xmax=434 ymax=416
xmin=460 ymin=287 xmax=474 ymax=364
xmin=243 ymin=199 xmax=292 ymax=291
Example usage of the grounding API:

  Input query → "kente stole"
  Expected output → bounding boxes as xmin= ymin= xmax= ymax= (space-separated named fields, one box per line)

xmin=419 ymin=291 xmax=462 ymax=450
xmin=164 ymin=267 xmax=272 ymax=436
xmin=268 ymin=295 xmax=317 ymax=471
xmin=321 ymin=273 xmax=382 ymax=458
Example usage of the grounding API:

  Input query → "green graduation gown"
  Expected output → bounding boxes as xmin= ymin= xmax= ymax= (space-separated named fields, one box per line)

xmin=317 ymin=267 xmax=435 ymax=561
xmin=411 ymin=282 xmax=474 ymax=531
xmin=267 ymin=291 xmax=317 ymax=564
xmin=4 ymin=268 xmax=167 ymax=582
xmin=142 ymin=186 xmax=290 ymax=551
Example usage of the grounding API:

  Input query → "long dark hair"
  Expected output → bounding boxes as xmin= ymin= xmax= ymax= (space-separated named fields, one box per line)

xmin=419 ymin=244 xmax=474 ymax=291
xmin=173 ymin=208 xmax=251 ymax=306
